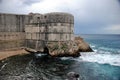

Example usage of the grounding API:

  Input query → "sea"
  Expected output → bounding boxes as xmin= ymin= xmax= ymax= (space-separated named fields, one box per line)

xmin=0 ymin=34 xmax=120 ymax=80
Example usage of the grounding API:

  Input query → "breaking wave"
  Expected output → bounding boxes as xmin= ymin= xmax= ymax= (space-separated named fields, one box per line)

xmin=79 ymin=52 xmax=120 ymax=66
xmin=76 ymin=43 xmax=120 ymax=66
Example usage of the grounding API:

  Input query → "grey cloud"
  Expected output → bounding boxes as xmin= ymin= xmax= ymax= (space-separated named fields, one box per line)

xmin=0 ymin=0 xmax=120 ymax=34
xmin=73 ymin=0 xmax=120 ymax=34
xmin=0 ymin=0 xmax=42 ymax=5
xmin=0 ymin=0 xmax=2 ymax=3
xmin=23 ymin=0 xmax=43 ymax=5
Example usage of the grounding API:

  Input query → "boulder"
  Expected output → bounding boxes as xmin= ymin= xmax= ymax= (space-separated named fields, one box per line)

xmin=67 ymin=72 xmax=80 ymax=80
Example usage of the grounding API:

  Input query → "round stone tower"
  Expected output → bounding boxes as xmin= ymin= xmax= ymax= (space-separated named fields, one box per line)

xmin=45 ymin=12 xmax=74 ymax=41
xmin=25 ymin=12 xmax=74 ymax=49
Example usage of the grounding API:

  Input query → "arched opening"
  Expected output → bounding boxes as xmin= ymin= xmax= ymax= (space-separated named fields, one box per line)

xmin=43 ymin=46 xmax=49 ymax=54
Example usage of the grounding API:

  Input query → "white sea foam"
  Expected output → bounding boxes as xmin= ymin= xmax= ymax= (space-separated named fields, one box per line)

xmin=61 ymin=57 xmax=73 ymax=60
xmin=91 ymin=45 xmax=96 ymax=48
xmin=78 ymin=52 xmax=120 ymax=66
xmin=93 ymin=49 xmax=97 ymax=52
xmin=60 ymin=52 xmax=120 ymax=67
xmin=61 ymin=43 xmax=120 ymax=67
xmin=89 ymin=44 xmax=98 ymax=52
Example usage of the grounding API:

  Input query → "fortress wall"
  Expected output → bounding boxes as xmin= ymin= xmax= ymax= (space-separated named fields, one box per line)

xmin=0 ymin=13 xmax=29 ymax=50
xmin=47 ymin=33 xmax=71 ymax=41
xmin=45 ymin=12 xmax=74 ymax=23
xmin=47 ymin=25 xmax=73 ymax=41
xmin=25 ymin=26 xmax=39 ymax=33
xmin=0 ymin=13 xmax=29 ymax=32
xmin=0 ymin=40 xmax=25 ymax=50
xmin=0 ymin=12 xmax=74 ymax=50
xmin=0 ymin=32 xmax=25 ymax=40
xmin=47 ymin=24 xmax=73 ymax=33
xmin=45 ymin=13 xmax=74 ymax=41
xmin=25 ymin=39 xmax=45 ymax=50
xmin=26 ymin=32 xmax=46 ymax=40
xmin=25 ymin=12 xmax=74 ymax=49
xmin=0 ymin=32 xmax=25 ymax=50
xmin=25 ymin=24 xmax=45 ymax=49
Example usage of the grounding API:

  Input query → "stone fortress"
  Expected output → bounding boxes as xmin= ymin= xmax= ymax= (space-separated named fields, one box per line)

xmin=0 ymin=12 xmax=74 ymax=51
xmin=0 ymin=12 xmax=93 ymax=57
xmin=26 ymin=12 xmax=74 ymax=50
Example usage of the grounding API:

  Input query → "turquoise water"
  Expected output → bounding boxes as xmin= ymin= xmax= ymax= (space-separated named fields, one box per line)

xmin=0 ymin=34 xmax=120 ymax=80
xmin=77 ymin=34 xmax=120 ymax=80
xmin=80 ymin=34 xmax=120 ymax=66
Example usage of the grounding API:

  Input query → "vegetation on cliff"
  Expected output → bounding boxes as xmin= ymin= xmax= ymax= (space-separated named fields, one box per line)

xmin=46 ymin=37 xmax=93 ymax=57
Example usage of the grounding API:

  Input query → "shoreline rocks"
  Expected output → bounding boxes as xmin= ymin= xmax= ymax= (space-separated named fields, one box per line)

xmin=67 ymin=72 xmax=80 ymax=80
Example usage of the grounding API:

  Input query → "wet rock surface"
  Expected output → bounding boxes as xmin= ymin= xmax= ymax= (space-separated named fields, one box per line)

xmin=0 ymin=54 xmax=78 ymax=80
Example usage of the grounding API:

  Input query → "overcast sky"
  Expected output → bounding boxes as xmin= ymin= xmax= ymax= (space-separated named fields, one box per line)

xmin=0 ymin=0 xmax=120 ymax=34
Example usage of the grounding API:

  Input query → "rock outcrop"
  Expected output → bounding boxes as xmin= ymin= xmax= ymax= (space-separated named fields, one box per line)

xmin=46 ymin=36 xmax=93 ymax=57
xmin=67 ymin=72 xmax=79 ymax=80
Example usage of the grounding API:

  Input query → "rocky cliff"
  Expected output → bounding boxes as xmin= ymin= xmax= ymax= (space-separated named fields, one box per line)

xmin=46 ymin=36 xmax=93 ymax=57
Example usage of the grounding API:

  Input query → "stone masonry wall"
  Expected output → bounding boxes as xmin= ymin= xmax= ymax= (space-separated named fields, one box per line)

xmin=0 ymin=32 xmax=25 ymax=50
xmin=0 ymin=13 xmax=29 ymax=32
xmin=0 ymin=12 xmax=74 ymax=51
xmin=25 ymin=12 xmax=74 ymax=50
xmin=0 ymin=13 xmax=29 ymax=50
